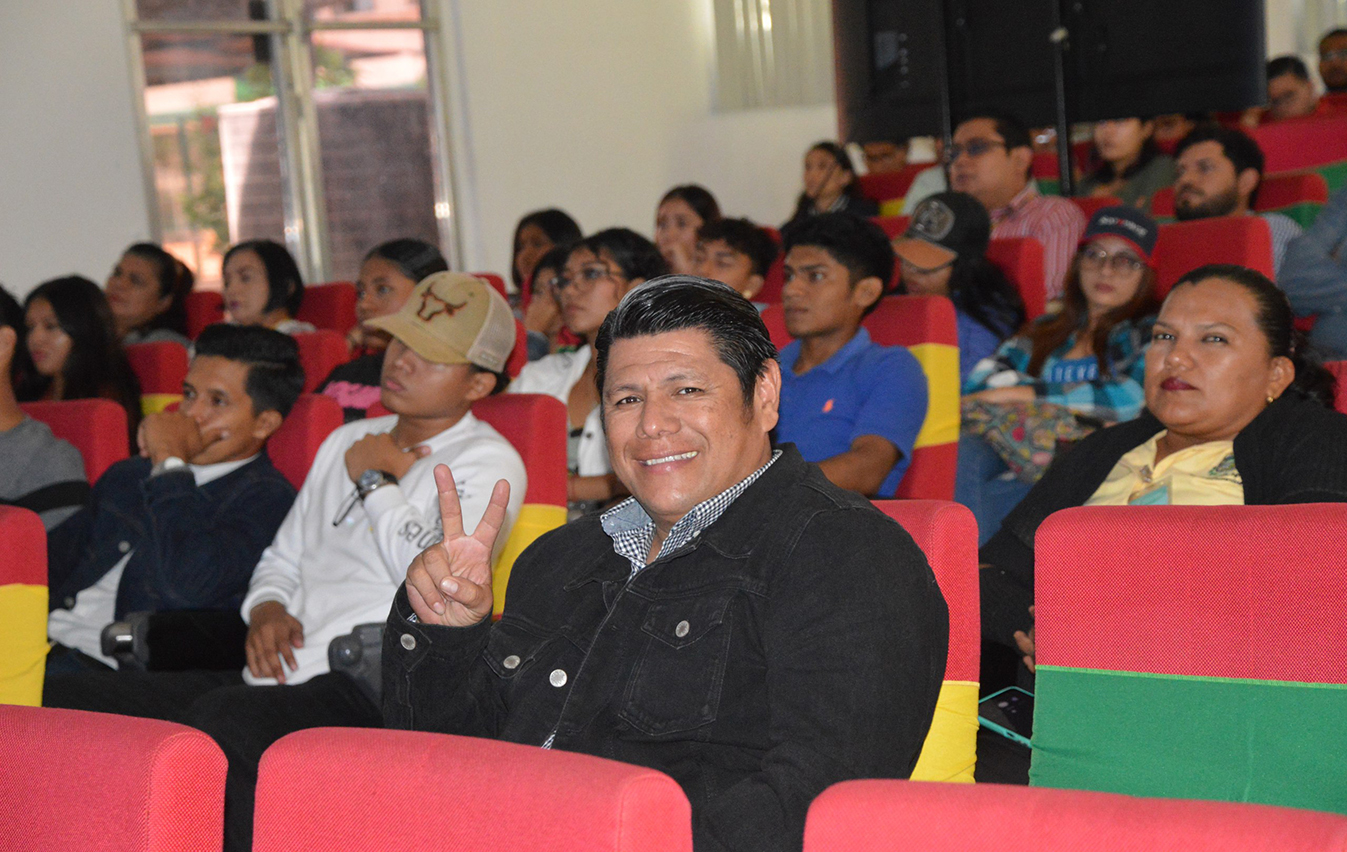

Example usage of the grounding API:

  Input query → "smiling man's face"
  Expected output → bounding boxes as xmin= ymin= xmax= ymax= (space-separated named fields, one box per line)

xmin=601 ymin=327 xmax=779 ymax=536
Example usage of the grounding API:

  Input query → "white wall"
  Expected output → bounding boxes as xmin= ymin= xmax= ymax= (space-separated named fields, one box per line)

xmin=0 ymin=1 xmax=152 ymax=297
xmin=438 ymin=0 xmax=836 ymax=277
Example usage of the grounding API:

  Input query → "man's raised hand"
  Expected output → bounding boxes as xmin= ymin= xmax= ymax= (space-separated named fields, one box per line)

xmin=405 ymin=464 xmax=511 ymax=628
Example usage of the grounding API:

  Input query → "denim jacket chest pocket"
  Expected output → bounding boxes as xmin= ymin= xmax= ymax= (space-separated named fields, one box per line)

xmin=483 ymin=620 xmax=558 ymax=682
xmin=620 ymin=587 xmax=738 ymax=736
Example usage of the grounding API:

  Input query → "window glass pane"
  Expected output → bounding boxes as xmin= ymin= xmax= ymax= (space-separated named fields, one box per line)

xmin=309 ymin=27 xmax=441 ymax=279
xmin=136 ymin=0 xmax=269 ymax=24
xmin=142 ymin=32 xmax=287 ymax=286
xmin=306 ymin=0 xmax=423 ymax=25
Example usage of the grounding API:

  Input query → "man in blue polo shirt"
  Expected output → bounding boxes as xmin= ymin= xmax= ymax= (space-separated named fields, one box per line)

xmin=777 ymin=213 xmax=928 ymax=497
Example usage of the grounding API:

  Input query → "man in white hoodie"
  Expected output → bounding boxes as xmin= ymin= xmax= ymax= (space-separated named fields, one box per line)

xmin=47 ymin=272 xmax=526 ymax=852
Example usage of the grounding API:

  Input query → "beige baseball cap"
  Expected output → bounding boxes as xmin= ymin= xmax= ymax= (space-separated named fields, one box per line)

xmin=365 ymin=272 xmax=515 ymax=372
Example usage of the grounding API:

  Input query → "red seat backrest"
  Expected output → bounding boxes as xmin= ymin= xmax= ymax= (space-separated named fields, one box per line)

xmin=1326 ymin=361 xmax=1347 ymax=416
xmin=20 ymin=400 xmax=129 ymax=483
xmin=871 ymin=501 xmax=978 ymax=686
xmin=254 ymin=728 xmax=692 ymax=852
xmin=507 ymin=318 xmax=528 ymax=379
xmin=293 ymin=330 xmax=350 ymax=394
xmin=1153 ymin=217 xmax=1274 ymax=298
xmin=1068 ymin=195 xmax=1122 ymax=219
xmin=759 ymin=226 xmax=785 ymax=303
xmin=0 ymin=704 xmax=226 ymax=852
xmin=872 ymin=215 xmax=912 ymax=240
xmin=857 ymin=164 xmax=928 ymax=203
xmin=1031 ymin=151 xmax=1060 ymax=179
xmin=471 ymin=394 xmax=567 ymax=507
xmin=985 ymin=237 xmax=1047 ymax=320
xmin=267 ymin=394 xmax=344 ymax=490
xmin=125 ymin=341 xmax=190 ymax=396
xmin=185 ymin=290 xmax=225 ymax=339
xmin=0 ymin=506 xmax=45 ymax=587
xmin=1251 ymin=115 xmax=1347 ymax=172
xmin=803 ymin=779 xmax=1347 ymax=852
xmin=295 ymin=281 xmax=357 ymax=334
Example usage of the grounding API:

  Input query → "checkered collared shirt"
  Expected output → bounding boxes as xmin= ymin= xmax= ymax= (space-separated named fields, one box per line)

xmin=600 ymin=450 xmax=782 ymax=576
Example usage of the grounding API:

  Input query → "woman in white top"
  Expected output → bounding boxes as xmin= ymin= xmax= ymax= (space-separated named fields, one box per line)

xmin=510 ymin=228 xmax=668 ymax=515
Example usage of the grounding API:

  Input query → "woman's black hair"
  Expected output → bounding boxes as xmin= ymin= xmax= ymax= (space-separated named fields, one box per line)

xmin=788 ymin=141 xmax=866 ymax=223
xmin=1172 ymin=264 xmax=1336 ymax=407
xmin=659 ymin=185 xmax=722 ymax=226
xmin=1087 ymin=117 xmax=1162 ymax=185
xmin=223 ymin=239 xmax=305 ymax=318
xmin=19 ymin=276 xmax=142 ymax=437
xmin=568 ymin=228 xmax=669 ymax=283
xmin=0 ymin=285 xmax=35 ymax=389
xmin=595 ymin=275 xmax=777 ymax=406
xmin=530 ymin=245 xmax=571 ymax=292
xmin=511 ymin=209 xmax=583 ymax=287
xmin=122 ymin=242 xmax=195 ymax=337
xmin=907 ymin=255 xmax=1025 ymax=340
xmin=363 ymin=238 xmax=448 ymax=284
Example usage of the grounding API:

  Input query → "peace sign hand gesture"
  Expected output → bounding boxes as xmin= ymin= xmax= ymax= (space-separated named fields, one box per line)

xmin=405 ymin=464 xmax=512 ymax=628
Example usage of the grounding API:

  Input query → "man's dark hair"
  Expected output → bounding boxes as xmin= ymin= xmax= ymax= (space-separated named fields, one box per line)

xmin=193 ymin=323 xmax=305 ymax=417
xmin=1320 ymin=27 xmax=1347 ymax=50
xmin=781 ymin=212 xmax=894 ymax=307
xmin=1268 ymin=54 xmax=1311 ymax=82
xmin=0 ymin=285 xmax=22 ymax=333
xmin=223 ymin=239 xmax=306 ymax=318
xmin=697 ymin=218 xmax=780 ymax=278
xmin=469 ymin=364 xmax=510 ymax=396
xmin=570 ymin=228 xmax=669 ymax=282
xmin=1174 ymin=123 xmax=1266 ymax=206
xmin=958 ymin=108 xmax=1033 ymax=153
xmin=594 ymin=275 xmax=778 ymax=407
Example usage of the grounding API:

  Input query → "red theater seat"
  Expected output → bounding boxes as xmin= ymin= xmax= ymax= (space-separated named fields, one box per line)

xmin=985 ymin=236 xmax=1047 ymax=320
xmin=267 ymin=394 xmax=344 ymax=490
xmin=126 ymin=340 xmax=190 ymax=415
xmin=185 ymin=290 xmax=225 ymax=339
xmin=872 ymin=500 xmax=978 ymax=781
xmin=1031 ymin=504 xmax=1347 ymax=813
xmin=20 ymin=399 xmax=129 ymax=483
xmin=1153 ymin=217 xmax=1274 ymax=297
xmin=1251 ymin=115 xmax=1347 ymax=174
xmin=254 ymin=728 xmax=692 ymax=852
xmin=0 ymin=704 xmax=227 ymax=852
xmin=474 ymin=272 xmax=509 ymax=300
xmin=804 ymin=779 xmax=1347 ymax=852
xmin=759 ymin=225 xmax=785 ymax=303
xmin=762 ymin=295 xmax=960 ymax=500
xmin=872 ymin=215 xmax=912 ymax=239
xmin=1068 ymin=195 xmax=1123 ymax=219
xmin=294 ymin=330 xmax=349 ymax=394
xmin=857 ymin=164 xmax=927 ymax=203
xmin=1326 ymin=361 xmax=1347 ymax=416
xmin=295 ymin=281 xmax=357 ymax=334
xmin=0 ymin=507 xmax=46 ymax=706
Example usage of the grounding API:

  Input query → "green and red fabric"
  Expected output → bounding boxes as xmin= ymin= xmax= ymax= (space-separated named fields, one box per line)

xmin=1031 ymin=504 xmax=1347 ymax=815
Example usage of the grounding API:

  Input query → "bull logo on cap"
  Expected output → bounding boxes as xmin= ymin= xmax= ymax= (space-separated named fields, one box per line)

xmin=417 ymin=286 xmax=468 ymax=322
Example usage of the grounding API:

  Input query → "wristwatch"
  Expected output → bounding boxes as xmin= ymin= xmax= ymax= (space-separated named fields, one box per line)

xmin=356 ymin=469 xmax=398 ymax=500
xmin=151 ymin=456 xmax=187 ymax=477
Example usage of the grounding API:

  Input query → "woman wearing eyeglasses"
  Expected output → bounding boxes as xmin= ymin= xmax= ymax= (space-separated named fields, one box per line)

xmin=956 ymin=206 xmax=1162 ymax=543
xmin=509 ymin=228 xmax=668 ymax=517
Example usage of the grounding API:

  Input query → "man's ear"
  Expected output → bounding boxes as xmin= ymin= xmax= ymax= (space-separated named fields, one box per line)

xmin=1236 ymin=168 xmax=1261 ymax=206
xmin=754 ymin=358 xmax=781 ymax=433
xmin=251 ymin=409 xmax=284 ymax=442
xmin=741 ymin=273 xmax=766 ymax=301
xmin=851 ymin=276 xmax=884 ymax=312
xmin=1009 ymin=145 xmax=1034 ymax=181
xmin=464 ymin=369 xmax=498 ymax=402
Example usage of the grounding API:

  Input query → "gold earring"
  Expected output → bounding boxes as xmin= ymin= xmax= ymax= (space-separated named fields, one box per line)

xmin=1266 ymin=395 xmax=1275 ymax=405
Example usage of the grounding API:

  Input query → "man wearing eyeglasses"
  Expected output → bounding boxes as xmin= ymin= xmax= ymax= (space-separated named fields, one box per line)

xmin=1261 ymin=56 xmax=1324 ymax=123
xmin=948 ymin=110 xmax=1085 ymax=305
xmin=1319 ymin=28 xmax=1347 ymax=97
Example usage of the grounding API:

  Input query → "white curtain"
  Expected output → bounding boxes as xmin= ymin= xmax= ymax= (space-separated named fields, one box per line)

xmin=711 ymin=0 xmax=834 ymax=111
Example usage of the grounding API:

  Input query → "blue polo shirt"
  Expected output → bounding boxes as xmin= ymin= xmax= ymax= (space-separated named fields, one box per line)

xmin=777 ymin=328 xmax=928 ymax=497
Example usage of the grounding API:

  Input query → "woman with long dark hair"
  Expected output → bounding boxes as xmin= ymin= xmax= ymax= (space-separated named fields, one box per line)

xmin=20 ymin=276 xmax=142 ymax=442
xmin=784 ymin=141 xmax=878 ymax=227
xmin=1075 ymin=117 xmax=1175 ymax=209
xmin=957 ymin=206 xmax=1163 ymax=542
xmin=654 ymin=184 xmax=721 ymax=275
xmin=510 ymin=208 xmax=582 ymax=292
xmin=893 ymin=192 xmax=1025 ymax=379
xmin=221 ymin=239 xmax=313 ymax=335
xmin=106 ymin=242 xmax=194 ymax=345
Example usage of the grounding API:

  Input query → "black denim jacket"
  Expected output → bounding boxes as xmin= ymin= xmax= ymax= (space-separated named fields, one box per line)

xmin=383 ymin=446 xmax=948 ymax=852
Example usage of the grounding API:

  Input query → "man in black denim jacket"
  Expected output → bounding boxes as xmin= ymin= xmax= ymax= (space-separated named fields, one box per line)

xmin=383 ymin=276 xmax=948 ymax=852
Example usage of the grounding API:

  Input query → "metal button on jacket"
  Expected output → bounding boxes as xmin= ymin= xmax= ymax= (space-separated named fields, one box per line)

xmin=549 ymin=668 xmax=567 ymax=687
xmin=400 ymin=633 xmax=416 ymax=651
xmin=503 ymin=654 xmax=521 ymax=670
xmin=675 ymin=620 xmax=691 ymax=638
xmin=118 ymin=541 xmax=131 ymax=553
